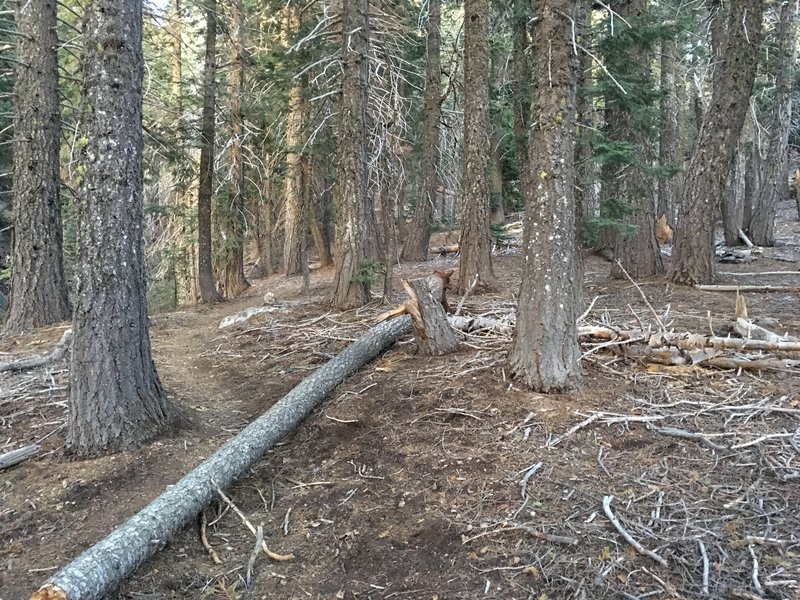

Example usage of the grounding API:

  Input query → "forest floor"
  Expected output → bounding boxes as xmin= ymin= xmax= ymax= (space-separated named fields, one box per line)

xmin=2 ymin=202 xmax=800 ymax=600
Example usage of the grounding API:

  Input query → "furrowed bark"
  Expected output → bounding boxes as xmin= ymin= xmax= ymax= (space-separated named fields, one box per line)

xmin=31 ymin=316 xmax=411 ymax=600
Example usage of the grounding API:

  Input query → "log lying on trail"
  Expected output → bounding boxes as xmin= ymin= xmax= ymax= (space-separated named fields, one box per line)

xmin=0 ymin=443 xmax=40 ymax=471
xmin=0 ymin=328 xmax=72 ymax=373
xmin=694 ymin=284 xmax=800 ymax=293
xmin=31 ymin=316 xmax=412 ymax=600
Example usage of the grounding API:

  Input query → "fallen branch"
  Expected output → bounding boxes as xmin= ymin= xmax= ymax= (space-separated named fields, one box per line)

xmin=694 ymin=284 xmax=800 ymax=293
xmin=602 ymin=495 xmax=668 ymax=568
xmin=0 ymin=444 xmax=41 ymax=470
xmin=31 ymin=316 xmax=412 ymax=600
xmin=213 ymin=483 xmax=293 ymax=561
xmin=0 ymin=329 xmax=72 ymax=373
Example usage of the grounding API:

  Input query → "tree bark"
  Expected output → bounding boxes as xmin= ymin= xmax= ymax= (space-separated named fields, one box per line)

xmin=221 ymin=0 xmax=250 ymax=297
xmin=332 ymin=0 xmax=373 ymax=310
xmin=512 ymin=0 xmax=532 ymax=205
xmin=283 ymin=6 xmax=310 ymax=275
xmin=508 ymin=0 xmax=584 ymax=392
xmin=458 ymin=0 xmax=496 ymax=293
xmin=748 ymin=0 xmax=797 ymax=245
xmin=722 ymin=107 xmax=753 ymax=245
xmin=401 ymin=0 xmax=442 ymax=262
xmin=2 ymin=0 xmax=71 ymax=334
xmin=668 ymin=0 xmax=764 ymax=285
xmin=197 ymin=0 xmax=223 ymax=303
xmin=256 ymin=147 xmax=276 ymax=277
xmin=657 ymin=36 xmax=678 ymax=222
xmin=32 ymin=316 xmax=411 ymax=600
xmin=68 ymin=0 xmax=173 ymax=456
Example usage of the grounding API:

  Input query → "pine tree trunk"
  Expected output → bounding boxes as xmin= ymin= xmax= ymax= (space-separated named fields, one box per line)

xmin=282 ymin=6 xmax=309 ymax=275
xmin=509 ymin=0 xmax=583 ymax=392
xmin=605 ymin=0 xmax=663 ymax=279
xmin=68 ymin=0 xmax=173 ymax=456
xmin=309 ymin=161 xmax=334 ymax=267
xmin=512 ymin=0 xmax=531 ymax=204
xmin=332 ymin=0 xmax=372 ymax=310
xmin=222 ymin=0 xmax=250 ymax=297
xmin=458 ymin=0 xmax=496 ymax=293
xmin=749 ymin=0 xmax=797 ymax=246
xmin=575 ymin=0 xmax=596 ymax=221
xmin=198 ymin=0 xmax=223 ymax=303
xmin=722 ymin=106 xmax=754 ymax=245
xmin=668 ymin=0 xmax=764 ymax=285
xmin=2 ymin=0 xmax=70 ymax=334
xmin=657 ymin=37 xmax=678 ymax=222
xmin=257 ymin=147 xmax=276 ymax=277
xmin=400 ymin=0 xmax=441 ymax=262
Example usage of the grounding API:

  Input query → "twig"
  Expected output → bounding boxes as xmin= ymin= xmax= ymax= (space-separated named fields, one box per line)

xmin=455 ymin=275 xmax=479 ymax=316
xmin=462 ymin=523 xmax=578 ymax=546
xmin=615 ymin=260 xmax=666 ymax=332
xmin=245 ymin=525 xmax=264 ymax=588
xmin=748 ymin=545 xmax=763 ymax=594
xmin=578 ymin=295 xmax=602 ymax=322
xmin=654 ymin=426 xmax=727 ymax=451
xmin=212 ymin=482 xmax=294 ymax=561
xmin=199 ymin=511 xmax=222 ymax=564
xmin=546 ymin=413 xmax=603 ymax=448
xmin=698 ymin=540 xmax=709 ymax=596
xmin=602 ymin=496 xmax=668 ymax=567
xmin=282 ymin=507 xmax=291 ymax=536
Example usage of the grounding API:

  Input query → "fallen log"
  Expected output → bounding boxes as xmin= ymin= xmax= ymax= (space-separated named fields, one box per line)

xmin=0 ymin=328 xmax=72 ymax=373
xmin=0 ymin=443 xmax=40 ymax=470
xmin=579 ymin=326 xmax=800 ymax=352
xmin=31 ymin=316 xmax=412 ymax=600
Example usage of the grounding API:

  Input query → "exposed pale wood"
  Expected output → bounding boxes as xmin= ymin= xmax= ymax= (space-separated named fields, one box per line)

xmin=0 ymin=329 xmax=72 ymax=373
xmin=0 ymin=444 xmax=41 ymax=470
xmin=31 ymin=316 xmax=411 ymax=600
xmin=734 ymin=317 xmax=797 ymax=343
xmin=738 ymin=228 xmax=754 ymax=248
xmin=402 ymin=277 xmax=459 ymax=356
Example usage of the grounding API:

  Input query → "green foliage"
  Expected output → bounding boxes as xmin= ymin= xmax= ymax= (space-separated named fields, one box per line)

xmin=490 ymin=223 xmax=513 ymax=248
xmin=350 ymin=259 xmax=385 ymax=286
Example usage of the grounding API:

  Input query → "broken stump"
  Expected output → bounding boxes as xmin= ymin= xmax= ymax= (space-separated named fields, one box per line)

xmin=402 ymin=276 xmax=459 ymax=356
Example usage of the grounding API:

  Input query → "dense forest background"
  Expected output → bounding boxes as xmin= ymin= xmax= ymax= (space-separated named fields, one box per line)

xmin=1 ymin=0 xmax=797 ymax=314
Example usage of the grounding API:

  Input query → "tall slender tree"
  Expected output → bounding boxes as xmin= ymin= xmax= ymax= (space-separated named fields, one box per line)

xmin=509 ymin=0 xmax=584 ymax=392
xmin=68 ymin=0 xmax=173 ymax=455
xmin=331 ymin=0 xmax=372 ymax=309
xmin=668 ymin=0 xmax=764 ymax=284
xmin=658 ymin=36 xmax=678 ymax=222
xmin=749 ymin=0 xmax=798 ymax=245
xmin=512 ymin=0 xmax=531 ymax=202
xmin=197 ymin=0 xmax=223 ymax=302
xmin=222 ymin=0 xmax=250 ymax=297
xmin=2 ymin=0 xmax=70 ymax=334
xmin=283 ymin=5 xmax=310 ymax=275
xmin=401 ymin=0 xmax=442 ymax=262
xmin=458 ymin=0 xmax=496 ymax=293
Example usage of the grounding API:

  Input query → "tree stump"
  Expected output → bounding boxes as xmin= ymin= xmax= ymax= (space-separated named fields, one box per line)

xmin=402 ymin=276 xmax=459 ymax=356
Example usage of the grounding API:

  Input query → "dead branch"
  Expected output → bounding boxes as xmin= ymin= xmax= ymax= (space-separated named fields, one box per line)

xmin=0 ymin=444 xmax=41 ymax=470
xmin=602 ymin=495 xmax=668 ymax=567
xmin=694 ymin=284 xmax=800 ymax=293
xmin=0 ymin=329 xmax=72 ymax=373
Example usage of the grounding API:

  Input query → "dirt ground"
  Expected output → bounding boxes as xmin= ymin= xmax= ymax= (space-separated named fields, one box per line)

xmin=2 ymin=203 xmax=800 ymax=600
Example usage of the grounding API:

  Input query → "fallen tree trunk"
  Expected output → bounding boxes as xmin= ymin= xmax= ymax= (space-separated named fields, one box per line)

xmin=0 ymin=328 xmax=72 ymax=373
xmin=0 ymin=443 xmax=40 ymax=470
xmin=31 ymin=316 xmax=412 ymax=600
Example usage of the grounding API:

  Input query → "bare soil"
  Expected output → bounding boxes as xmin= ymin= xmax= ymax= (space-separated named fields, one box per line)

xmin=2 ymin=205 xmax=800 ymax=600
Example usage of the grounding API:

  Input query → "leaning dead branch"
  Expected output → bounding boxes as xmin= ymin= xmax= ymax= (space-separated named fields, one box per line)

xmin=0 ymin=329 xmax=72 ymax=373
